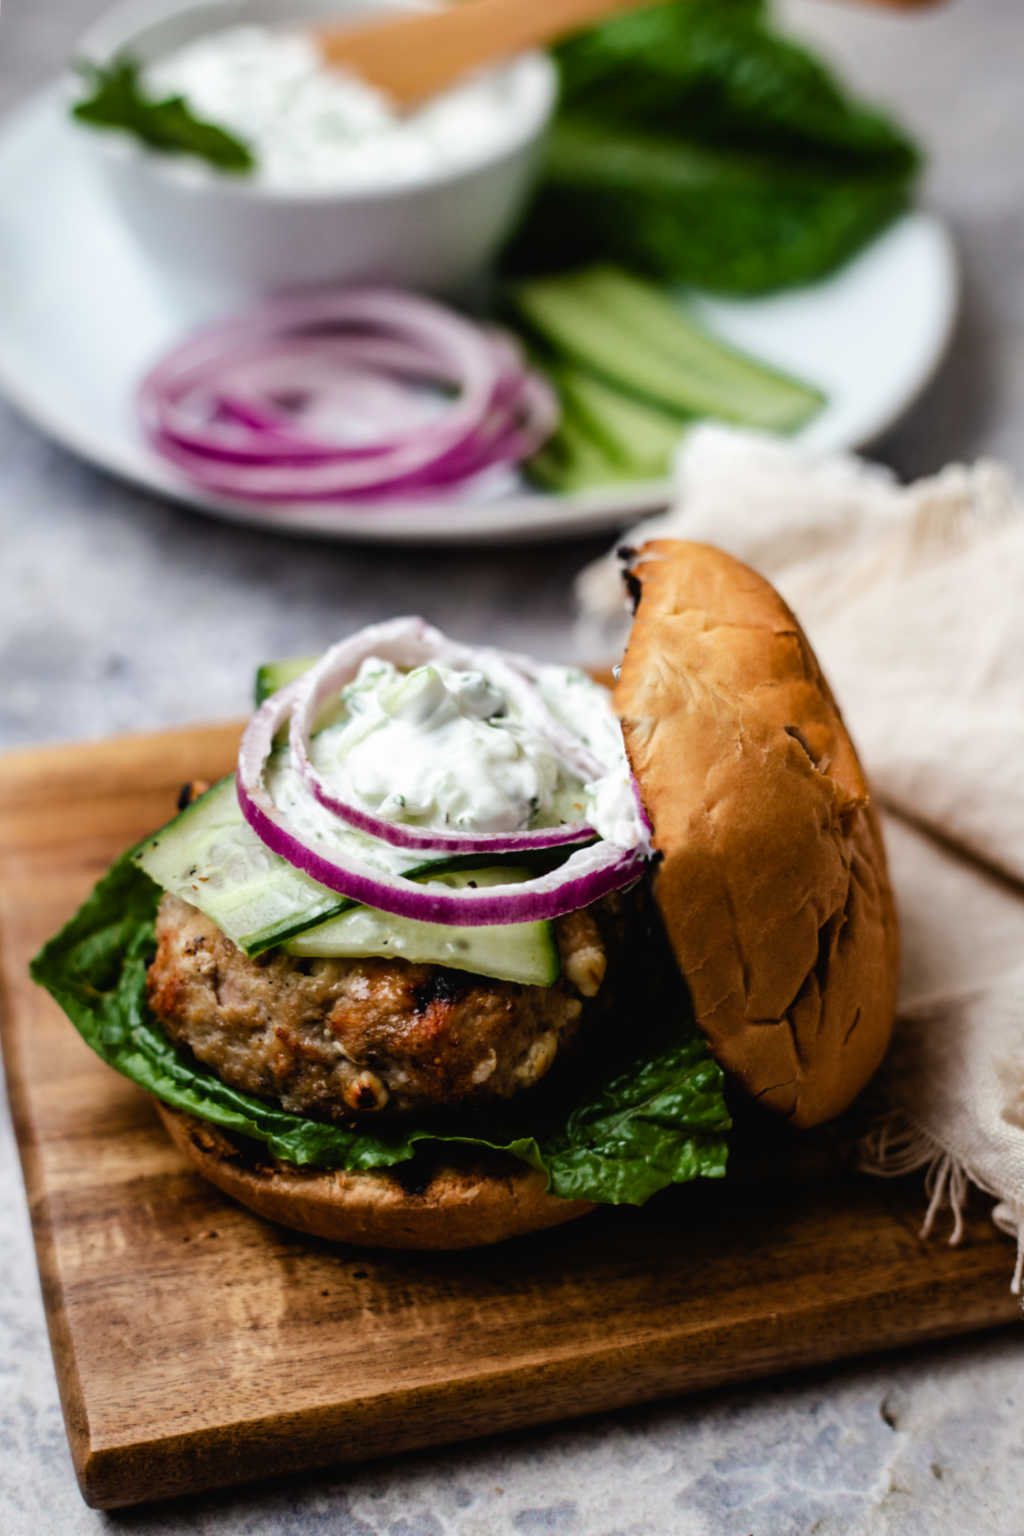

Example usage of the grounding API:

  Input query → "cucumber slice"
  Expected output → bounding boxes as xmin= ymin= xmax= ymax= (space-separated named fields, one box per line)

xmin=529 ymin=364 xmax=688 ymax=493
xmin=133 ymin=773 xmax=444 ymax=955
xmin=254 ymin=654 xmax=351 ymax=741
xmin=133 ymin=776 xmax=355 ymax=954
xmin=528 ymin=409 xmax=627 ymax=493
xmin=286 ymin=867 xmax=560 ymax=987
xmin=557 ymin=362 xmax=688 ymax=474
xmin=512 ymin=265 xmax=825 ymax=433
xmin=254 ymin=655 xmax=319 ymax=706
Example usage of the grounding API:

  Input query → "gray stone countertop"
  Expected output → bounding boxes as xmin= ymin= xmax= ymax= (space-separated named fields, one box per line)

xmin=2 ymin=1 xmax=1023 ymax=1530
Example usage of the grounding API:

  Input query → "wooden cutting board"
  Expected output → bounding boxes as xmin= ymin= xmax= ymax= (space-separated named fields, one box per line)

xmin=1 ymin=723 xmax=1019 ymax=1510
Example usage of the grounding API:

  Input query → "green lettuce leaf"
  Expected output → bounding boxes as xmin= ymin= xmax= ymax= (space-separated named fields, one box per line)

xmin=30 ymin=852 xmax=730 ymax=1205
xmin=505 ymin=0 xmax=920 ymax=295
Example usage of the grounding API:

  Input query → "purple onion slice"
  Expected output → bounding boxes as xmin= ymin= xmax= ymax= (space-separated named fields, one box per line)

xmin=237 ymin=770 xmax=645 ymax=927
xmin=138 ymin=288 xmax=558 ymax=505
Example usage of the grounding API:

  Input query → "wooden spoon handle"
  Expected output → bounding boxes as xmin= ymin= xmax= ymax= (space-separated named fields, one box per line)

xmin=316 ymin=0 xmax=945 ymax=110
xmin=316 ymin=0 xmax=653 ymax=108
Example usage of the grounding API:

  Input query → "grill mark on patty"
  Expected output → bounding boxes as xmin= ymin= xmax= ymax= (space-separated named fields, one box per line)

xmin=411 ymin=967 xmax=470 ymax=1013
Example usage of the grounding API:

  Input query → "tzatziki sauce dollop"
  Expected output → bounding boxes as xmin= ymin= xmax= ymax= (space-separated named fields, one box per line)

xmin=144 ymin=24 xmax=537 ymax=191
xmin=290 ymin=657 xmax=639 ymax=850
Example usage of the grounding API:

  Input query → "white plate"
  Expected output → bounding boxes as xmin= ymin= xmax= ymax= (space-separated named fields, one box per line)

xmin=0 ymin=87 xmax=959 ymax=545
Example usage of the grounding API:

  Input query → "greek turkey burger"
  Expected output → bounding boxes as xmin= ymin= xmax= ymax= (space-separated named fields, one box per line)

xmin=32 ymin=542 xmax=899 ymax=1249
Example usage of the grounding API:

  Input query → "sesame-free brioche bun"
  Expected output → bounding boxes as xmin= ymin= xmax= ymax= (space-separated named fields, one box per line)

xmin=613 ymin=540 xmax=899 ymax=1129
xmin=156 ymin=1104 xmax=594 ymax=1249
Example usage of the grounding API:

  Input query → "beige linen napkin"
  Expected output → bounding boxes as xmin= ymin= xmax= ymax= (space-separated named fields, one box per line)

xmin=576 ymin=425 xmax=1024 ymax=1287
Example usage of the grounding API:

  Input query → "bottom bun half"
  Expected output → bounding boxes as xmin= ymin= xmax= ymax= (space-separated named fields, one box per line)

xmin=157 ymin=1103 xmax=594 ymax=1249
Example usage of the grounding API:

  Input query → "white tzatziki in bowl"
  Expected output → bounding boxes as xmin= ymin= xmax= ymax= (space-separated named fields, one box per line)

xmin=144 ymin=23 xmax=543 ymax=194
xmin=72 ymin=0 xmax=556 ymax=296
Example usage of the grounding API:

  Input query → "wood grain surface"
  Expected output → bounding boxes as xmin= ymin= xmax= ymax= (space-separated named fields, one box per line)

xmin=0 ymin=723 xmax=1019 ymax=1511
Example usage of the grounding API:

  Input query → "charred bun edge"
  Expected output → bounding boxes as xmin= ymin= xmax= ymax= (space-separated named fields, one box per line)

xmin=157 ymin=1104 xmax=594 ymax=1249
xmin=614 ymin=540 xmax=899 ymax=1129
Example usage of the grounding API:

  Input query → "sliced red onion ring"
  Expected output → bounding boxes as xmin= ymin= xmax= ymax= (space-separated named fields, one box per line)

xmin=235 ymin=619 xmax=649 ymax=925
xmin=239 ymin=779 xmax=644 ymax=926
xmin=139 ymin=289 xmax=558 ymax=505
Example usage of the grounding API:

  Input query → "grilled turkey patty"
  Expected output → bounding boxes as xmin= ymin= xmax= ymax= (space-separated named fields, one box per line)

xmin=147 ymin=892 xmax=622 ymax=1121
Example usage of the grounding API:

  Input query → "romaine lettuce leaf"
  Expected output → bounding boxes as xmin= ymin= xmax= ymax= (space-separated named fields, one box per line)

xmin=30 ymin=851 xmax=730 ymax=1205
xmin=505 ymin=0 xmax=920 ymax=295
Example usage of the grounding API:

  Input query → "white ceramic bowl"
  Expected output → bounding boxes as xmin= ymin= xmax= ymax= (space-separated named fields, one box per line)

xmin=71 ymin=0 xmax=557 ymax=299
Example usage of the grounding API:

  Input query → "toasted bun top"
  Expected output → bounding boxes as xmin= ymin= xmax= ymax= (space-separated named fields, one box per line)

xmin=614 ymin=540 xmax=898 ymax=1128
xmin=156 ymin=1104 xmax=593 ymax=1250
